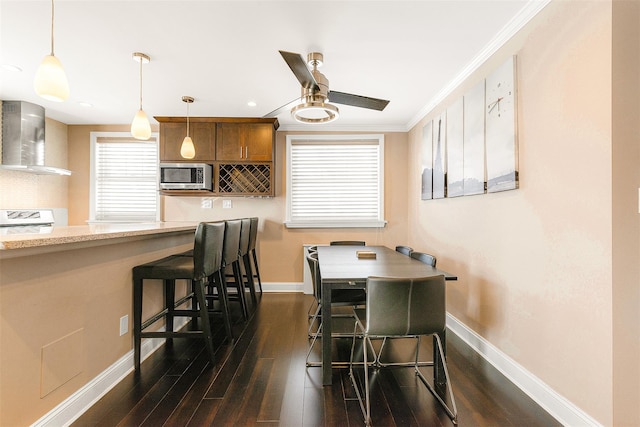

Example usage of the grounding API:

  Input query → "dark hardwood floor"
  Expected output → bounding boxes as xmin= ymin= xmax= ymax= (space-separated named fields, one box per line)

xmin=73 ymin=293 xmax=561 ymax=426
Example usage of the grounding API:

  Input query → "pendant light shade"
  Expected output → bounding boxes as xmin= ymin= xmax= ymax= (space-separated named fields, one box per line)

xmin=131 ymin=109 xmax=151 ymax=140
xmin=34 ymin=0 xmax=69 ymax=102
xmin=180 ymin=96 xmax=196 ymax=159
xmin=131 ymin=52 xmax=151 ymax=140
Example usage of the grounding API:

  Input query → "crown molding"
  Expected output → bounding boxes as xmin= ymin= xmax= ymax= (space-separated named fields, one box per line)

xmin=406 ymin=0 xmax=552 ymax=131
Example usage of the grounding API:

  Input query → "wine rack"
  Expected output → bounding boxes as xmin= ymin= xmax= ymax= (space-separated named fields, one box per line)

xmin=218 ymin=163 xmax=272 ymax=196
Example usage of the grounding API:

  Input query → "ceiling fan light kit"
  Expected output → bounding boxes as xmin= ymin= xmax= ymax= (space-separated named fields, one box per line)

xmin=131 ymin=52 xmax=151 ymax=140
xmin=34 ymin=0 xmax=69 ymax=102
xmin=180 ymin=96 xmax=196 ymax=159
xmin=291 ymin=101 xmax=339 ymax=124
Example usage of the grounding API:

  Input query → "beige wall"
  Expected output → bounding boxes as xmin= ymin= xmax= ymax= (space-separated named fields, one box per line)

xmin=407 ymin=1 xmax=639 ymax=425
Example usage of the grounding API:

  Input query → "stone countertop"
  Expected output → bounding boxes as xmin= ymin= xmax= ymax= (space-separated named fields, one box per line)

xmin=0 ymin=221 xmax=199 ymax=250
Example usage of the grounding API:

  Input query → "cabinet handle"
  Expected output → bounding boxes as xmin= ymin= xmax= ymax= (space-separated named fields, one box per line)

xmin=245 ymin=146 xmax=248 ymax=159
xmin=240 ymin=147 xmax=243 ymax=158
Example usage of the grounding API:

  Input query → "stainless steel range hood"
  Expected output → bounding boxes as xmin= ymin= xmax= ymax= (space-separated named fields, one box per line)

xmin=1 ymin=100 xmax=71 ymax=175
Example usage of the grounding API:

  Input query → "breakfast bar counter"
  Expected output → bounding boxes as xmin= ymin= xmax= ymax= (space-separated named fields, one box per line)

xmin=0 ymin=221 xmax=199 ymax=256
xmin=0 ymin=221 xmax=199 ymax=425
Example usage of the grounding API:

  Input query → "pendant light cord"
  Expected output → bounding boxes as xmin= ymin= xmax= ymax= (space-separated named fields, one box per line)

xmin=139 ymin=58 xmax=143 ymax=110
xmin=50 ymin=0 xmax=55 ymax=55
xmin=186 ymin=102 xmax=190 ymax=137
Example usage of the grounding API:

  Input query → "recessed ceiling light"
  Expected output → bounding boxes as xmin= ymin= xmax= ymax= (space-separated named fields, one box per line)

xmin=1 ymin=64 xmax=22 ymax=72
xmin=78 ymin=101 xmax=93 ymax=108
xmin=247 ymin=100 xmax=257 ymax=107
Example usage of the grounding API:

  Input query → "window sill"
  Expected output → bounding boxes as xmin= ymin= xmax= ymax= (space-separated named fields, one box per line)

xmin=284 ymin=220 xmax=387 ymax=229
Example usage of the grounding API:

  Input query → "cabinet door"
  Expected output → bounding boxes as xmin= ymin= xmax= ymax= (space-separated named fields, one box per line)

xmin=216 ymin=123 xmax=274 ymax=161
xmin=244 ymin=123 xmax=274 ymax=161
xmin=160 ymin=122 xmax=215 ymax=162
xmin=216 ymin=123 xmax=244 ymax=161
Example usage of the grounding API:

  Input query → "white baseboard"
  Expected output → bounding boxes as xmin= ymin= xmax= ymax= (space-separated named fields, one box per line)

xmin=446 ymin=313 xmax=602 ymax=427
xmin=262 ymin=281 xmax=305 ymax=293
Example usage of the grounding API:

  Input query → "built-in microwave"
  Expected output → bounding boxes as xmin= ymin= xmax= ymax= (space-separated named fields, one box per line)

xmin=159 ymin=163 xmax=213 ymax=190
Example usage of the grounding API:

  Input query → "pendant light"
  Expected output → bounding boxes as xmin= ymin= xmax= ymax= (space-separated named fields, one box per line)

xmin=131 ymin=52 xmax=151 ymax=140
xmin=180 ymin=96 xmax=196 ymax=159
xmin=34 ymin=0 xmax=69 ymax=102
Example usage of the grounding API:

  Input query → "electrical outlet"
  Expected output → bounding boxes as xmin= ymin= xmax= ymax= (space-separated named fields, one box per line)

xmin=222 ymin=199 xmax=232 ymax=209
xmin=119 ymin=315 xmax=128 ymax=336
xmin=201 ymin=198 xmax=213 ymax=209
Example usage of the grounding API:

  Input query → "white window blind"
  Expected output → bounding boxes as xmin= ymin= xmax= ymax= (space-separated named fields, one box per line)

xmin=90 ymin=133 xmax=159 ymax=222
xmin=286 ymin=134 xmax=386 ymax=228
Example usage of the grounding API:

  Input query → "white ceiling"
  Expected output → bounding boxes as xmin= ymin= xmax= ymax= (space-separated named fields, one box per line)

xmin=0 ymin=0 xmax=544 ymax=131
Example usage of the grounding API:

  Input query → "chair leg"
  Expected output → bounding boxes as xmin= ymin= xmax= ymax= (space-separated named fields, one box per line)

xmin=232 ymin=261 xmax=249 ymax=319
xmin=212 ymin=270 xmax=233 ymax=339
xmin=164 ymin=279 xmax=175 ymax=335
xmin=349 ymin=322 xmax=372 ymax=426
xmin=242 ymin=254 xmax=258 ymax=306
xmin=193 ymin=278 xmax=216 ymax=366
xmin=251 ymin=250 xmax=263 ymax=293
xmin=415 ymin=334 xmax=458 ymax=424
xmin=133 ymin=276 xmax=143 ymax=372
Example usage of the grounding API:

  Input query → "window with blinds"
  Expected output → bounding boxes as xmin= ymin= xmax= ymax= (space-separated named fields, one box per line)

xmin=90 ymin=132 xmax=159 ymax=222
xmin=285 ymin=134 xmax=386 ymax=228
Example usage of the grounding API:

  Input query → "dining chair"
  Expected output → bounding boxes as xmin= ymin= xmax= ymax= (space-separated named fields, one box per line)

xmin=395 ymin=245 xmax=413 ymax=256
xmin=410 ymin=250 xmax=437 ymax=267
xmin=306 ymin=252 xmax=366 ymax=367
xmin=132 ymin=222 xmax=227 ymax=371
xmin=348 ymin=275 xmax=457 ymax=425
xmin=330 ymin=240 xmax=366 ymax=246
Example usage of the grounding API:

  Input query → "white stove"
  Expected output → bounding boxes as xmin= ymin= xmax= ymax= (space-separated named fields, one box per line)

xmin=0 ymin=209 xmax=55 ymax=235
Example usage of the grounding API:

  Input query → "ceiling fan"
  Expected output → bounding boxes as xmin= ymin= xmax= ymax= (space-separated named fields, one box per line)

xmin=264 ymin=50 xmax=390 ymax=124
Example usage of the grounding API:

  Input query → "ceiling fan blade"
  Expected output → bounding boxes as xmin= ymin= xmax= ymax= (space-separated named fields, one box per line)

xmin=279 ymin=50 xmax=318 ymax=90
xmin=328 ymin=90 xmax=390 ymax=111
xmin=262 ymin=97 xmax=300 ymax=118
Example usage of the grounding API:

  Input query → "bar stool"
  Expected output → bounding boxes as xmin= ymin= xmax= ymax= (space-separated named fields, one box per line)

xmin=239 ymin=218 xmax=258 ymax=306
xmin=247 ymin=217 xmax=263 ymax=293
xmin=132 ymin=222 xmax=226 ymax=371
xmin=221 ymin=219 xmax=249 ymax=320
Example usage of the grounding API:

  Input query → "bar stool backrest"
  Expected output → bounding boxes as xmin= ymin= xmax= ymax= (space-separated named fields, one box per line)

xmin=223 ymin=219 xmax=242 ymax=266
xmin=239 ymin=218 xmax=251 ymax=257
xmin=306 ymin=252 xmax=321 ymax=301
xmin=410 ymin=251 xmax=437 ymax=267
xmin=193 ymin=221 xmax=226 ymax=280
xmin=365 ymin=275 xmax=446 ymax=336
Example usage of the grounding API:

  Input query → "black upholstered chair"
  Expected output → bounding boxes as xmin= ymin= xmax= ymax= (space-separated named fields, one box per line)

xmin=132 ymin=222 xmax=227 ymax=371
xmin=348 ymin=275 xmax=457 ymax=425
xmin=410 ymin=250 xmax=437 ymax=267
xmin=395 ymin=245 xmax=413 ymax=256
xmin=330 ymin=240 xmax=366 ymax=246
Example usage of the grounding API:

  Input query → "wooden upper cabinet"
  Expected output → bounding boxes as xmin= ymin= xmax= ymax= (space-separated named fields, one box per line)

xmin=157 ymin=119 xmax=216 ymax=162
xmin=216 ymin=122 xmax=274 ymax=161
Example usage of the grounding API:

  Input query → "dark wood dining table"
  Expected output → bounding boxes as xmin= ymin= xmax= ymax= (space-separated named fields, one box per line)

xmin=316 ymin=245 xmax=457 ymax=386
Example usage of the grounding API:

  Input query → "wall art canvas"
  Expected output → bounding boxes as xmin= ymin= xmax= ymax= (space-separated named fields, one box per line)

xmin=421 ymin=121 xmax=433 ymax=200
xmin=446 ymin=98 xmax=464 ymax=197
xmin=463 ymin=80 xmax=486 ymax=196
xmin=432 ymin=112 xmax=446 ymax=199
xmin=485 ymin=56 xmax=518 ymax=192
